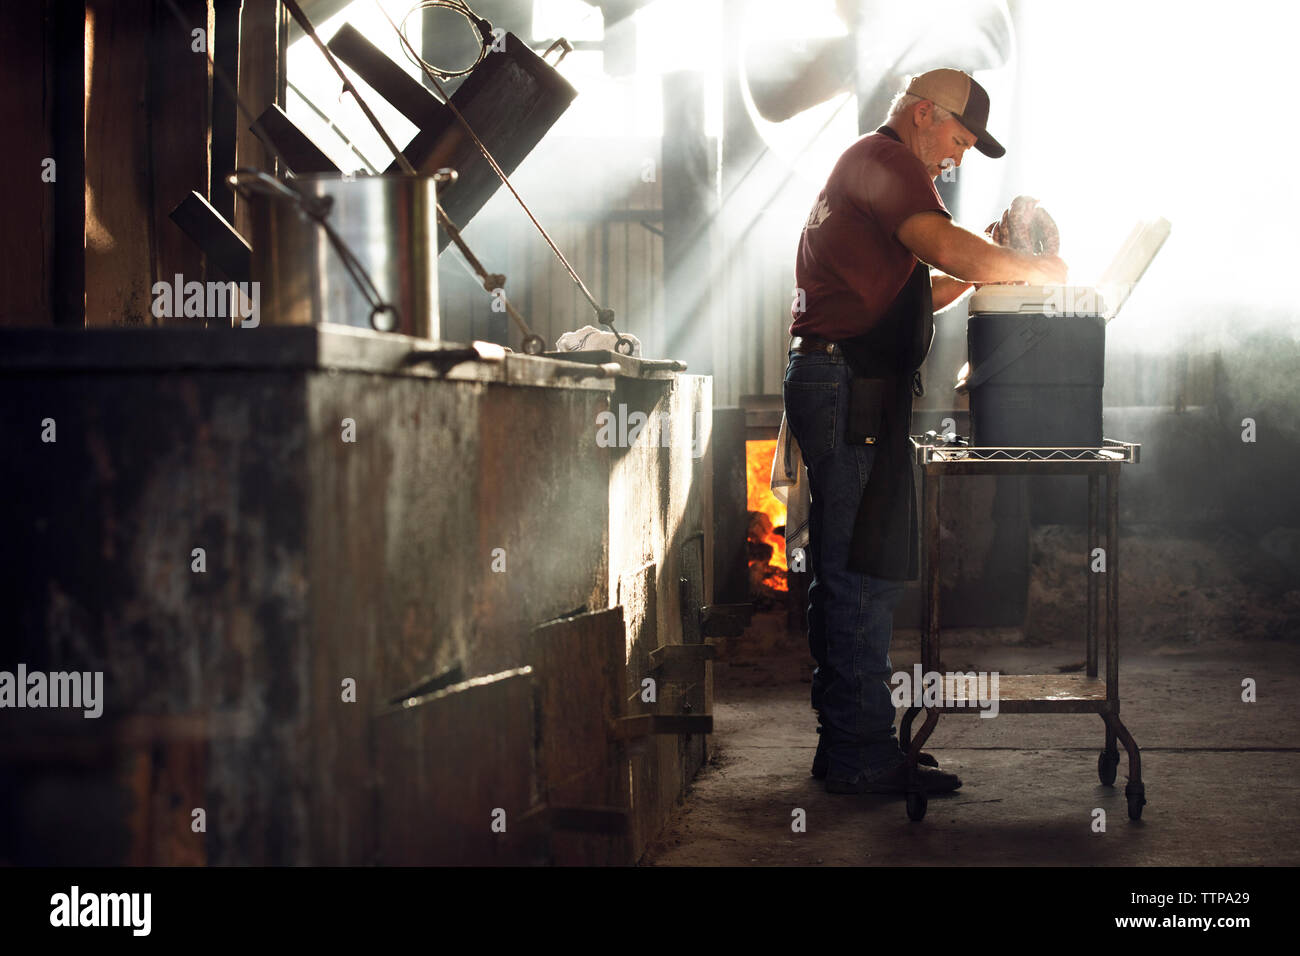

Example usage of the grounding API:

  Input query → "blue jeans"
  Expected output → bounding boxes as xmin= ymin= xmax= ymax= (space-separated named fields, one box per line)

xmin=783 ymin=348 xmax=906 ymax=780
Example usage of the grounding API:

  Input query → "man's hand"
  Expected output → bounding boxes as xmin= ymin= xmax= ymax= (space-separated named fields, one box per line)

xmin=898 ymin=211 xmax=1069 ymax=286
xmin=931 ymin=272 xmax=974 ymax=311
xmin=1022 ymin=254 xmax=1068 ymax=285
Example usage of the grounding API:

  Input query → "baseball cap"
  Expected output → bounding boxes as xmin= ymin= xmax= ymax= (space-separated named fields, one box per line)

xmin=905 ymin=69 xmax=1006 ymax=159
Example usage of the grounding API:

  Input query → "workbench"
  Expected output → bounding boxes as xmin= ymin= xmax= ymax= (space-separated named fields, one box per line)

xmin=0 ymin=325 xmax=714 ymax=864
xmin=900 ymin=435 xmax=1146 ymax=823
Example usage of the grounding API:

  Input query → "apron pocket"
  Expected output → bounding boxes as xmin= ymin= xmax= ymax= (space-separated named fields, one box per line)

xmin=846 ymin=376 xmax=886 ymax=445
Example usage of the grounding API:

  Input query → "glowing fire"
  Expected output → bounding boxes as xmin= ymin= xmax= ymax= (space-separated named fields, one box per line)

xmin=747 ymin=439 xmax=788 ymax=592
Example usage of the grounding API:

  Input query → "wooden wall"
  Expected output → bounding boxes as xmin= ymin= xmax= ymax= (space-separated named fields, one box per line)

xmin=82 ymin=0 xmax=211 ymax=326
xmin=1 ymin=0 xmax=283 ymax=329
xmin=0 ymin=1 xmax=59 ymax=327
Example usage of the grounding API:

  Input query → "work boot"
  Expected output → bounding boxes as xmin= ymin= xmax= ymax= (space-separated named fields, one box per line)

xmin=825 ymin=761 xmax=962 ymax=795
xmin=811 ymin=723 xmax=940 ymax=778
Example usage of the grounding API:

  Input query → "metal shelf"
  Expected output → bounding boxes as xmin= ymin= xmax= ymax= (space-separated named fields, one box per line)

xmin=912 ymin=436 xmax=1140 ymax=465
xmin=901 ymin=436 xmax=1147 ymax=822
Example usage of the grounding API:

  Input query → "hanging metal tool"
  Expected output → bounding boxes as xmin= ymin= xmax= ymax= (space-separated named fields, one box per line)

xmin=162 ymin=0 xmax=402 ymax=330
xmin=374 ymin=0 xmax=635 ymax=356
xmin=396 ymin=0 xmax=495 ymax=78
xmin=164 ymin=0 xmax=546 ymax=351
xmin=226 ymin=169 xmax=406 ymax=332
xmin=283 ymin=0 xmax=547 ymax=353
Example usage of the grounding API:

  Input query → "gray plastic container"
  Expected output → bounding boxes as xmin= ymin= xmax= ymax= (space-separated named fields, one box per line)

xmin=967 ymin=312 xmax=1105 ymax=447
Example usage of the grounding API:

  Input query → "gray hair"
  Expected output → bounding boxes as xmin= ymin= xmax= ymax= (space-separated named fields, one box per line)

xmin=886 ymin=90 xmax=953 ymax=126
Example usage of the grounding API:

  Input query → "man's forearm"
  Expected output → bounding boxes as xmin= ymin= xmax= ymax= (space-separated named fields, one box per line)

xmin=931 ymin=226 xmax=1043 ymax=283
xmin=898 ymin=212 xmax=1064 ymax=285
xmin=931 ymin=271 xmax=974 ymax=311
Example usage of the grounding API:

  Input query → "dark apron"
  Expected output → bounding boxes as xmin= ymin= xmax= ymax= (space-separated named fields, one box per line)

xmin=837 ymin=262 xmax=934 ymax=581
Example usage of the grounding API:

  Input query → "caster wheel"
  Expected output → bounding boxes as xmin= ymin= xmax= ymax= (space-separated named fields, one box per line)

xmin=1098 ymin=750 xmax=1119 ymax=786
xmin=1126 ymin=782 xmax=1146 ymax=821
xmin=906 ymin=789 xmax=928 ymax=822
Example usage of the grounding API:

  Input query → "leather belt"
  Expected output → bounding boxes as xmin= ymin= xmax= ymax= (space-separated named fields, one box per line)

xmin=789 ymin=335 xmax=842 ymax=355
xmin=790 ymin=335 xmax=925 ymax=395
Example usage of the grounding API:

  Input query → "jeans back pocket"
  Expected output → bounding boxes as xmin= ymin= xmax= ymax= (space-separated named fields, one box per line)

xmin=783 ymin=379 xmax=838 ymax=463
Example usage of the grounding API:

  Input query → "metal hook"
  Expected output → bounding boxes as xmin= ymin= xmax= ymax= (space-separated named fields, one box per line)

xmin=370 ymin=304 xmax=399 ymax=333
xmin=542 ymin=38 xmax=573 ymax=65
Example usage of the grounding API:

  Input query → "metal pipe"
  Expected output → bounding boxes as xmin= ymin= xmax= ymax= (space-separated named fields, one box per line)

xmin=925 ymin=469 xmax=941 ymax=670
xmin=1087 ymin=472 xmax=1099 ymax=679
xmin=1106 ymin=464 xmax=1120 ymax=697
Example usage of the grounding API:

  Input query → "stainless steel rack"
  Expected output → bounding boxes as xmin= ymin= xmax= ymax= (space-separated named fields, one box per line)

xmin=913 ymin=437 xmax=1140 ymax=465
xmin=899 ymin=435 xmax=1146 ymax=823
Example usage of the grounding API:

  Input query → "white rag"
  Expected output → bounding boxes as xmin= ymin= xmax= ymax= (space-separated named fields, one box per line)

xmin=770 ymin=412 xmax=811 ymax=561
xmin=554 ymin=325 xmax=643 ymax=357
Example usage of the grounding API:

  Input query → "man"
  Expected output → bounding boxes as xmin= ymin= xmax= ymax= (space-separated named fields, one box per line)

xmin=784 ymin=68 xmax=1068 ymax=795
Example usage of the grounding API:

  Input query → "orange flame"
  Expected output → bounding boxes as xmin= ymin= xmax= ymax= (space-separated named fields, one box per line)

xmin=747 ymin=439 xmax=788 ymax=591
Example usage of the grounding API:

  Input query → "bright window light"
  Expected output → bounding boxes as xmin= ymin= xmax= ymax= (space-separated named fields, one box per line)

xmin=533 ymin=0 xmax=604 ymax=42
xmin=286 ymin=0 xmax=426 ymax=173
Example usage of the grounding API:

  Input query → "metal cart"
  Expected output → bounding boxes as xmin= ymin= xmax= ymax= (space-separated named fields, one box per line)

xmin=900 ymin=435 xmax=1145 ymax=823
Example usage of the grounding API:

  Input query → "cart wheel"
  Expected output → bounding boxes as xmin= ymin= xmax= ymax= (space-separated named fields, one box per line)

xmin=906 ymin=789 xmax=928 ymax=822
xmin=1098 ymin=750 xmax=1119 ymax=786
xmin=1126 ymin=782 xmax=1146 ymax=821
xmin=1127 ymin=793 xmax=1145 ymax=820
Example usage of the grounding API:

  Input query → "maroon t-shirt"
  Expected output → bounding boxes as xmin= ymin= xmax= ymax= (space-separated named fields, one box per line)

xmin=789 ymin=126 xmax=949 ymax=339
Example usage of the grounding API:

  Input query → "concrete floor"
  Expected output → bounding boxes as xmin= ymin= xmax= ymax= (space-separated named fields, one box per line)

xmin=642 ymin=622 xmax=1300 ymax=866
